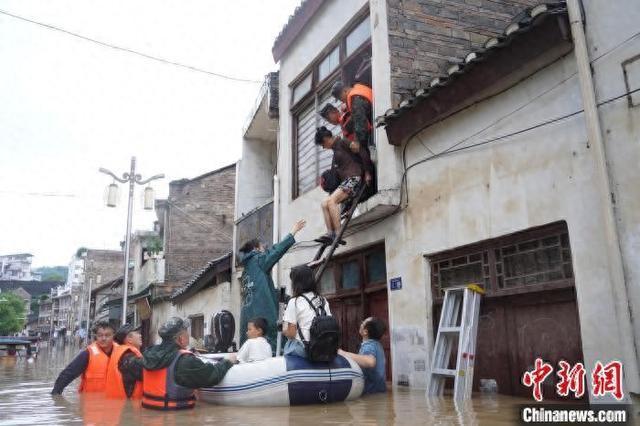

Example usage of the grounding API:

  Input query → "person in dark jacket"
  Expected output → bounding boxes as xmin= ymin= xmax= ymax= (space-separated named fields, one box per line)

xmin=314 ymin=126 xmax=373 ymax=244
xmin=238 ymin=219 xmax=306 ymax=352
xmin=51 ymin=321 xmax=116 ymax=395
xmin=137 ymin=317 xmax=236 ymax=410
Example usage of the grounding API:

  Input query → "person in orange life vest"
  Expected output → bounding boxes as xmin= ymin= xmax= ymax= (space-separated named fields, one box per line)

xmin=51 ymin=320 xmax=118 ymax=395
xmin=331 ymin=80 xmax=373 ymax=159
xmin=319 ymin=103 xmax=355 ymax=142
xmin=137 ymin=317 xmax=236 ymax=410
xmin=105 ymin=323 xmax=143 ymax=399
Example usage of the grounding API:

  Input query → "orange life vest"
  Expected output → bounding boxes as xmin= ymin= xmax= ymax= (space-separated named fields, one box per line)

xmin=105 ymin=344 xmax=143 ymax=399
xmin=141 ymin=349 xmax=196 ymax=410
xmin=345 ymin=83 xmax=373 ymax=138
xmin=79 ymin=342 xmax=117 ymax=393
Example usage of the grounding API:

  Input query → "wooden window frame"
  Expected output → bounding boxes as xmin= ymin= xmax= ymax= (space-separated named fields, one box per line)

xmin=290 ymin=8 xmax=371 ymax=199
xmin=320 ymin=242 xmax=387 ymax=302
xmin=189 ymin=314 xmax=205 ymax=340
xmin=428 ymin=222 xmax=575 ymax=301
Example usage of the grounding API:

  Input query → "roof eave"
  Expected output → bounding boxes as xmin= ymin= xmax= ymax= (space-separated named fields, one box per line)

xmin=382 ymin=5 xmax=572 ymax=146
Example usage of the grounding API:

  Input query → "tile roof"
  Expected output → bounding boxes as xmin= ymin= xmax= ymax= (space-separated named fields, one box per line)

xmin=376 ymin=2 xmax=569 ymax=129
xmin=170 ymin=252 xmax=232 ymax=302
xmin=272 ymin=0 xmax=325 ymax=62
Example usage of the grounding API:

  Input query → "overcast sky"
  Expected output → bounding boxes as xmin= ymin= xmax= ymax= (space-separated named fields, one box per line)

xmin=0 ymin=0 xmax=299 ymax=267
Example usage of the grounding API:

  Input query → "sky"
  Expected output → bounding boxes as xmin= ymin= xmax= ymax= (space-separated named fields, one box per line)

xmin=0 ymin=0 xmax=300 ymax=267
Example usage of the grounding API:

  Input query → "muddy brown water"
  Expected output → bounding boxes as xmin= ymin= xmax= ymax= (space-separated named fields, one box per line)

xmin=0 ymin=345 xmax=536 ymax=425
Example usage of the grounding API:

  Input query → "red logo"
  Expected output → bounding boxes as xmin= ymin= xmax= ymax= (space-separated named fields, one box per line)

xmin=522 ymin=359 xmax=624 ymax=401
xmin=556 ymin=360 xmax=586 ymax=398
xmin=591 ymin=361 xmax=624 ymax=400
xmin=522 ymin=358 xmax=554 ymax=402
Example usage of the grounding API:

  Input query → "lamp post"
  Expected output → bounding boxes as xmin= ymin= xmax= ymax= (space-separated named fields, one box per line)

xmin=99 ymin=156 xmax=164 ymax=325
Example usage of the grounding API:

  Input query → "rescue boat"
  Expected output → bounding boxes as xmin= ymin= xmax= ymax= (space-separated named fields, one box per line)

xmin=198 ymin=355 xmax=364 ymax=406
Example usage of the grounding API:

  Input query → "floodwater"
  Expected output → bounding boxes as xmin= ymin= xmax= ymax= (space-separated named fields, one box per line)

xmin=0 ymin=346 xmax=540 ymax=425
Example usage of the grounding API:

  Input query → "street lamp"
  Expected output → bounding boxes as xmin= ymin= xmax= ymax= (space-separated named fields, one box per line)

xmin=99 ymin=156 xmax=164 ymax=325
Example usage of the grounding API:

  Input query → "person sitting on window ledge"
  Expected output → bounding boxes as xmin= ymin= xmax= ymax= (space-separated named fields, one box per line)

xmin=314 ymin=126 xmax=372 ymax=245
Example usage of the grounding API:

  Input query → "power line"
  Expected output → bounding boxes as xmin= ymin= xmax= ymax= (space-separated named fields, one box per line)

xmin=0 ymin=8 xmax=262 ymax=84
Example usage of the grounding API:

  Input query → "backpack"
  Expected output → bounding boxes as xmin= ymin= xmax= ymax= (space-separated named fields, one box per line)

xmin=297 ymin=294 xmax=340 ymax=362
xmin=320 ymin=168 xmax=340 ymax=194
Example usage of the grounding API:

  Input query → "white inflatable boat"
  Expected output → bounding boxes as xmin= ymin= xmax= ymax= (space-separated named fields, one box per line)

xmin=198 ymin=355 xmax=364 ymax=406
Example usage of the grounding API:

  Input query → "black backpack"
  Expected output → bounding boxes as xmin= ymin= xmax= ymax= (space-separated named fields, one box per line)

xmin=297 ymin=294 xmax=340 ymax=362
xmin=320 ymin=168 xmax=340 ymax=194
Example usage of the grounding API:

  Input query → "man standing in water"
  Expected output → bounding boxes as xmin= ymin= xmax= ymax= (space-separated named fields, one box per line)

xmin=139 ymin=317 xmax=236 ymax=410
xmin=51 ymin=321 xmax=117 ymax=394
xmin=238 ymin=219 xmax=306 ymax=353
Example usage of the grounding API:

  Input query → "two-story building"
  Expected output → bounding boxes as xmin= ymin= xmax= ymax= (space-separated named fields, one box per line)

xmin=267 ymin=0 xmax=639 ymax=401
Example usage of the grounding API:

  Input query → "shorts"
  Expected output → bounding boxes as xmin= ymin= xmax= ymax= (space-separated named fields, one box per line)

xmin=338 ymin=176 xmax=362 ymax=198
xmin=283 ymin=339 xmax=307 ymax=358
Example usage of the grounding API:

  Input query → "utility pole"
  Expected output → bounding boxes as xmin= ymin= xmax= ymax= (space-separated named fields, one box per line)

xmin=99 ymin=157 xmax=164 ymax=325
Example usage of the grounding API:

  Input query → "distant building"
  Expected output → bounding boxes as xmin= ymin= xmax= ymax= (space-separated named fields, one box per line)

xmin=0 ymin=280 xmax=61 ymax=336
xmin=147 ymin=165 xmax=236 ymax=344
xmin=0 ymin=253 xmax=38 ymax=281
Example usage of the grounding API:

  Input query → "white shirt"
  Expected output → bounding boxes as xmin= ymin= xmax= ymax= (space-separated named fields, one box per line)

xmin=236 ymin=336 xmax=273 ymax=363
xmin=283 ymin=292 xmax=332 ymax=342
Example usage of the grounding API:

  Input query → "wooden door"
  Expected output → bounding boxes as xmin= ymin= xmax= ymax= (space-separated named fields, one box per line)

xmin=367 ymin=289 xmax=391 ymax=380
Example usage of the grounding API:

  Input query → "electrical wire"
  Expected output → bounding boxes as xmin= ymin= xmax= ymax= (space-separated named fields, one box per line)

xmin=333 ymin=85 xmax=640 ymax=238
xmin=0 ymin=8 xmax=262 ymax=84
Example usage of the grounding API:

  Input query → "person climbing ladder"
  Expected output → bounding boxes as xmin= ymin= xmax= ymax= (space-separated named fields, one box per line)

xmin=314 ymin=126 xmax=373 ymax=246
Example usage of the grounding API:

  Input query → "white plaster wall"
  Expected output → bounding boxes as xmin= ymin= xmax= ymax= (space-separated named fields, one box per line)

xmin=274 ymin=0 xmax=640 ymax=396
xmin=149 ymin=282 xmax=237 ymax=346
xmin=236 ymin=138 xmax=275 ymax=219
xmin=582 ymin=0 xmax=640 ymax=384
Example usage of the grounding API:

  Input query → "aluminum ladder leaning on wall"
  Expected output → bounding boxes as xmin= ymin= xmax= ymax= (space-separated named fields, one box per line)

xmin=427 ymin=284 xmax=485 ymax=401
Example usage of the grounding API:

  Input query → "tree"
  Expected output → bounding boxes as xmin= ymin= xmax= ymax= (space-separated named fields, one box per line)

xmin=0 ymin=293 xmax=26 ymax=335
xmin=43 ymin=273 xmax=65 ymax=282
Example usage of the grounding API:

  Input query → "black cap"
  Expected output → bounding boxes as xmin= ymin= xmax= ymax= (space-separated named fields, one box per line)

xmin=114 ymin=324 xmax=141 ymax=344
xmin=158 ymin=317 xmax=190 ymax=340
xmin=331 ymin=81 xmax=345 ymax=99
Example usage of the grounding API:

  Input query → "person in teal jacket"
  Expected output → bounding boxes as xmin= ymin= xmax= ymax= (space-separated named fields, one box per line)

xmin=238 ymin=219 xmax=306 ymax=352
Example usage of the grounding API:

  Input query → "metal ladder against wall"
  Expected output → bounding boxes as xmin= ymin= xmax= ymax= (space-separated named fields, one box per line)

xmin=312 ymin=184 xmax=367 ymax=284
xmin=427 ymin=284 xmax=485 ymax=401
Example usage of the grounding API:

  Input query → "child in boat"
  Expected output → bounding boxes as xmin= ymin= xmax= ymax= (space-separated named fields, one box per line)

xmin=338 ymin=317 xmax=387 ymax=394
xmin=282 ymin=265 xmax=332 ymax=358
xmin=236 ymin=317 xmax=273 ymax=363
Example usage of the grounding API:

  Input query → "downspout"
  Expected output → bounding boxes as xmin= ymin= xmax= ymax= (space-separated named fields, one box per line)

xmin=272 ymin=174 xmax=280 ymax=283
xmin=567 ymin=0 xmax=639 ymax=395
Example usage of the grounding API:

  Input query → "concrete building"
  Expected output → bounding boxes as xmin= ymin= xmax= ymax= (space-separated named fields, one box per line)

xmin=0 ymin=253 xmax=38 ymax=281
xmin=75 ymin=249 xmax=124 ymax=331
xmin=146 ymin=166 xmax=236 ymax=345
xmin=268 ymin=0 xmax=640 ymax=402
xmin=0 ymin=280 xmax=60 ymax=336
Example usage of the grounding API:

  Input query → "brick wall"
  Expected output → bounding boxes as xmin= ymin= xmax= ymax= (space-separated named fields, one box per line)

xmin=387 ymin=0 xmax=538 ymax=106
xmin=165 ymin=165 xmax=236 ymax=285
xmin=86 ymin=250 xmax=124 ymax=286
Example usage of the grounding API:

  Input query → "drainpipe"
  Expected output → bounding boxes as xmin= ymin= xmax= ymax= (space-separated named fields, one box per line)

xmin=272 ymin=174 xmax=280 ymax=284
xmin=567 ymin=0 xmax=639 ymax=395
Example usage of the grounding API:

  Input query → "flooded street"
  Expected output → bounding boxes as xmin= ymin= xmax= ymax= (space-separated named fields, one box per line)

xmin=0 ymin=346 xmax=534 ymax=425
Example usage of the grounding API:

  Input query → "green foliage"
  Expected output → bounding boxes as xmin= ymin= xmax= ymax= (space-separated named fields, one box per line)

xmin=43 ymin=273 xmax=65 ymax=281
xmin=34 ymin=266 xmax=68 ymax=282
xmin=146 ymin=236 xmax=163 ymax=255
xmin=0 ymin=293 xmax=26 ymax=335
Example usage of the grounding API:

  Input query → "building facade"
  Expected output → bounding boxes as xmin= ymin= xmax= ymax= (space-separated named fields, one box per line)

xmin=0 ymin=253 xmax=38 ymax=281
xmin=268 ymin=0 xmax=640 ymax=402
